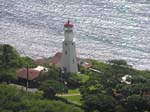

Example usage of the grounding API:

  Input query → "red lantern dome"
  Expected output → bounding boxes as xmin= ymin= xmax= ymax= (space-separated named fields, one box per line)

xmin=64 ymin=20 xmax=73 ymax=28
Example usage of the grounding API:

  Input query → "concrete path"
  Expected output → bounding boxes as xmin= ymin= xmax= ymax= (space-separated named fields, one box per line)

xmin=10 ymin=84 xmax=80 ymax=97
xmin=57 ymin=93 xmax=80 ymax=96
xmin=9 ymin=84 xmax=39 ymax=93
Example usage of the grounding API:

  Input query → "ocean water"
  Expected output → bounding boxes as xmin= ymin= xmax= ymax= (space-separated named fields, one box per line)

xmin=0 ymin=0 xmax=150 ymax=70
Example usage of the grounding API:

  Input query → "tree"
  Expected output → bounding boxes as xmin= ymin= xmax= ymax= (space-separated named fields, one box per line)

xmin=0 ymin=44 xmax=20 ymax=68
xmin=108 ymin=60 xmax=129 ymax=66
xmin=66 ymin=73 xmax=82 ymax=88
xmin=19 ymin=56 xmax=36 ymax=68
xmin=82 ymin=93 xmax=116 ymax=112
xmin=0 ymin=84 xmax=22 ymax=111
xmin=122 ymin=95 xmax=150 ymax=112
xmin=39 ymin=80 xmax=67 ymax=99
xmin=37 ymin=65 xmax=60 ymax=83
xmin=0 ymin=44 xmax=35 ymax=83
xmin=80 ymin=59 xmax=150 ymax=112
xmin=0 ymin=68 xmax=16 ymax=83
xmin=116 ymin=73 xmax=150 ymax=112
xmin=0 ymin=84 xmax=83 ymax=112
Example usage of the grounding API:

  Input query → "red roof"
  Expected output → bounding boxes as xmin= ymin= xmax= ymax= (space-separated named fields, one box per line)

xmin=50 ymin=52 xmax=62 ymax=65
xmin=64 ymin=20 xmax=73 ymax=28
xmin=34 ymin=52 xmax=62 ymax=66
xmin=17 ymin=68 xmax=41 ymax=80
xmin=34 ymin=59 xmax=47 ymax=65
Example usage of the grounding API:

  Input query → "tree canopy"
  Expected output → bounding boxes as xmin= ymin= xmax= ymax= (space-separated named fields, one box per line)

xmin=0 ymin=44 xmax=35 ymax=83
xmin=0 ymin=84 xmax=83 ymax=112
xmin=80 ymin=59 xmax=150 ymax=112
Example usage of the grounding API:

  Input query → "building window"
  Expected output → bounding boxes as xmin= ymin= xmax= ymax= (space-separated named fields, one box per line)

xmin=65 ymin=43 xmax=67 ymax=46
xmin=65 ymin=51 xmax=67 ymax=54
xmin=72 ymin=43 xmax=74 ymax=45
xmin=73 ymin=59 xmax=75 ymax=63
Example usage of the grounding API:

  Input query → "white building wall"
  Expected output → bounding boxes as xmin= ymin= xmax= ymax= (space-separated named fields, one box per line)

xmin=64 ymin=28 xmax=73 ymax=41
xmin=61 ymin=41 xmax=78 ymax=73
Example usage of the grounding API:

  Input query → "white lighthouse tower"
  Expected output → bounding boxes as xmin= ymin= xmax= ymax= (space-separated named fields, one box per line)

xmin=60 ymin=20 xmax=78 ymax=73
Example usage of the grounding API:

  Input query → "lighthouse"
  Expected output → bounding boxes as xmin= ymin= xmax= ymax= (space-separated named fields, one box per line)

xmin=60 ymin=20 xmax=78 ymax=73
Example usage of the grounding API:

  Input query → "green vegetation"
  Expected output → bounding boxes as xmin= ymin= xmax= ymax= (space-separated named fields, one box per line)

xmin=63 ymin=73 xmax=82 ymax=88
xmin=0 ymin=44 xmax=35 ymax=68
xmin=77 ymin=73 xmax=89 ymax=83
xmin=38 ymin=65 xmax=60 ymax=82
xmin=61 ymin=95 xmax=82 ymax=105
xmin=80 ymin=59 xmax=150 ymax=112
xmin=0 ymin=44 xmax=35 ymax=83
xmin=0 ymin=45 xmax=83 ymax=111
xmin=0 ymin=84 xmax=83 ymax=112
xmin=59 ymin=89 xmax=81 ymax=105
xmin=0 ymin=44 xmax=150 ymax=112
xmin=39 ymin=80 xmax=67 ymax=99
xmin=68 ymin=88 xmax=80 ymax=94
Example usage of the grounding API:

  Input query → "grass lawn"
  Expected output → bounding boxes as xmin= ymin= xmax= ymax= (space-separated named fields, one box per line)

xmin=61 ymin=95 xmax=82 ymax=105
xmin=77 ymin=73 xmax=89 ymax=83
xmin=59 ymin=73 xmax=89 ymax=106
xmin=59 ymin=88 xmax=81 ymax=105
xmin=68 ymin=88 xmax=80 ymax=94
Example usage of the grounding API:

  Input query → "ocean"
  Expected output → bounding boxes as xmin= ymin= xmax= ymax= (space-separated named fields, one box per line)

xmin=0 ymin=0 xmax=150 ymax=70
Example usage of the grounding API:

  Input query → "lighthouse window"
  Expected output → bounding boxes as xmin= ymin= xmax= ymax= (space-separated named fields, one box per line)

xmin=73 ymin=59 xmax=75 ymax=63
xmin=65 ymin=51 xmax=67 ymax=54
xmin=65 ymin=43 xmax=67 ymax=46
xmin=72 ymin=43 xmax=74 ymax=45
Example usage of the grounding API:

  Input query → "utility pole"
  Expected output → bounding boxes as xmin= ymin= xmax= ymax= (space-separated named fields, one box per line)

xmin=26 ymin=66 xmax=29 ymax=95
xmin=61 ymin=70 xmax=64 ymax=95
